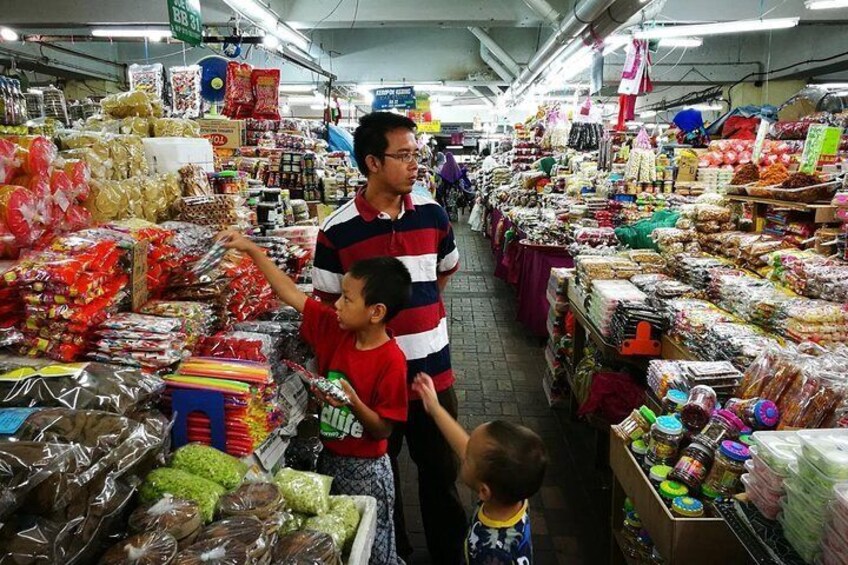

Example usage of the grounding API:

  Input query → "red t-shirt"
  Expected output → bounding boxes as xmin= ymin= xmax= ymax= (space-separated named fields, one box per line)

xmin=300 ymin=298 xmax=408 ymax=458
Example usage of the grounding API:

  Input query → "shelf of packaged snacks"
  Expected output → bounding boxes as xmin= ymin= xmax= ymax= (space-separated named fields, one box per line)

xmin=611 ymin=529 xmax=643 ymax=565
xmin=725 ymin=195 xmax=837 ymax=223
xmin=660 ymin=335 xmax=699 ymax=362
xmin=609 ymin=431 xmax=747 ymax=565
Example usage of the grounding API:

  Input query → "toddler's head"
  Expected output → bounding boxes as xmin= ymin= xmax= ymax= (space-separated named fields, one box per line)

xmin=461 ymin=420 xmax=548 ymax=506
xmin=335 ymin=257 xmax=412 ymax=331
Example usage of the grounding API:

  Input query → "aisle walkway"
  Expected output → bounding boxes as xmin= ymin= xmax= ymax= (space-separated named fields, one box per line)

xmin=397 ymin=221 xmax=610 ymax=565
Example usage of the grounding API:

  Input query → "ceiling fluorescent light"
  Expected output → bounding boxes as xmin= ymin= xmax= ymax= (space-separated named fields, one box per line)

xmin=309 ymin=104 xmax=325 ymax=110
xmin=262 ymin=35 xmax=280 ymax=49
xmin=814 ymin=83 xmax=848 ymax=89
xmin=91 ymin=28 xmax=172 ymax=40
xmin=224 ymin=0 xmax=277 ymax=27
xmin=634 ymin=18 xmax=799 ymax=39
xmin=284 ymin=44 xmax=312 ymax=60
xmin=0 ymin=27 xmax=18 ymax=42
xmin=279 ymin=84 xmax=318 ymax=93
xmin=274 ymin=23 xmax=309 ymax=51
xmin=686 ymin=103 xmax=723 ymax=111
xmin=414 ymin=85 xmax=469 ymax=93
xmin=806 ymin=0 xmax=848 ymax=9
xmin=658 ymin=37 xmax=703 ymax=48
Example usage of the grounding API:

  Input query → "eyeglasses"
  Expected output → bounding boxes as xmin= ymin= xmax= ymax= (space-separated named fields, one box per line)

xmin=382 ymin=152 xmax=421 ymax=164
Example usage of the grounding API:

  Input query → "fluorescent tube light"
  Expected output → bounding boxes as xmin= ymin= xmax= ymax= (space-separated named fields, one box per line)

xmin=686 ymin=103 xmax=723 ymax=111
xmin=223 ymin=0 xmax=309 ymax=50
xmin=262 ymin=35 xmax=280 ymax=49
xmin=634 ymin=18 xmax=799 ymax=39
xmin=806 ymin=0 xmax=848 ymax=9
xmin=278 ymin=84 xmax=318 ymax=93
xmin=91 ymin=28 xmax=172 ymax=40
xmin=273 ymin=23 xmax=309 ymax=51
xmin=814 ymin=83 xmax=848 ymax=89
xmin=658 ymin=37 xmax=703 ymax=48
xmin=0 ymin=27 xmax=18 ymax=42
xmin=415 ymin=85 xmax=469 ymax=93
xmin=446 ymin=146 xmax=463 ymax=150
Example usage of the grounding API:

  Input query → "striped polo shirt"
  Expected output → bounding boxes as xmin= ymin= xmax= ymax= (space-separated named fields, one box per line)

xmin=312 ymin=191 xmax=460 ymax=394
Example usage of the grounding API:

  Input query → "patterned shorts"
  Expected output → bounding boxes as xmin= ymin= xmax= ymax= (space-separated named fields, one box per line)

xmin=318 ymin=452 xmax=404 ymax=565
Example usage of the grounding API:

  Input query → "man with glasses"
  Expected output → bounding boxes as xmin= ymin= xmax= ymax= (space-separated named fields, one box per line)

xmin=313 ymin=112 xmax=465 ymax=564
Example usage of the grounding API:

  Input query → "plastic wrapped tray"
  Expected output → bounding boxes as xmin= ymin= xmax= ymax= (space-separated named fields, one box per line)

xmin=797 ymin=429 xmax=848 ymax=480
xmin=746 ymin=180 xmax=839 ymax=203
xmin=751 ymin=431 xmax=800 ymax=475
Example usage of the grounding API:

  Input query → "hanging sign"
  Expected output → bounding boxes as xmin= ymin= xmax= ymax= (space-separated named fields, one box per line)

xmin=372 ymin=86 xmax=417 ymax=110
xmin=751 ymin=119 xmax=771 ymax=164
xmin=417 ymin=120 xmax=442 ymax=133
xmin=799 ymin=125 xmax=842 ymax=173
xmin=416 ymin=94 xmax=431 ymax=113
xmin=167 ymin=0 xmax=203 ymax=46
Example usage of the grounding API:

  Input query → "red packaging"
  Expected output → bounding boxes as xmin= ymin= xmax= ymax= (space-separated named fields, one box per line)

xmin=18 ymin=136 xmax=57 ymax=177
xmin=251 ymin=69 xmax=281 ymax=120
xmin=63 ymin=160 xmax=91 ymax=201
xmin=0 ymin=185 xmax=42 ymax=246
xmin=0 ymin=138 xmax=20 ymax=184
xmin=63 ymin=205 xmax=92 ymax=232
xmin=223 ymin=62 xmax=255 ymax=119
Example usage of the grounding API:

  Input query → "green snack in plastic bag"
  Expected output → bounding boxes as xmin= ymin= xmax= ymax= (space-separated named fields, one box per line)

xmin=278 ymin=511 xmax=308 ymax=536
xmin=170 ymin=443 xmax=248 ymax=490
xmin=139 ymin=467 xmax=225 ymax=522
xmin=328 ymin=496 xmax=360 ymax=545
xmin=273 ymin=468 xmax=332 ymax=516
xmin=304 ymin=514 xmax=347 ymax=550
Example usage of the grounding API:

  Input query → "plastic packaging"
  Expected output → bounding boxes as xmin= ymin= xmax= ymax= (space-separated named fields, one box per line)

xmin=169 ymin=66 xmax=202 ymax=119
xmin=173 ymin=539 xmax=250 ymax=565
xmin=303 ymin=514 xmax=346 ymax=550
xmin=139 ymin=468 xmax=226 ymax=523
xmin=751 ymin=431 xmax=800 ymax=475
xmin=698 ymin=409 xmax=744 ymax=447
xmin=223 ymin=62 xmax=254 ymax=119
xmin=218 ymin=482 xmax=284 ymax=520
xmin=99 ymin=531 xmax=178 ymax=564
xmin=328 ymin=495 xmax=361 ymax=547
xmin=723 ymin=397 xmax=779 ymax=430
xmin=272 ymin=531 xmax=342 ymax=565
xmin=670 ymin=440 xmax=715 ymax=492
xmin=645 ymin=415 xmax=683 ymax=468
xmin=662 ymin=389 xmax=688 ymax=414
xmin=251 ymin=69 xmax=280 ymax=120
xmin=0 ymin=441 xmax=84 ymax=519
xmin=273 ymin=468 xmax=333 ymax=516
xmin=702 ymin=440 xmax=750 ymax=496
xmin=128 ymin=64 xmax=165 ymax=101
xmin=613 ymin=406 xmax=656 ymax=442
xmin=170 ymin=443 xmax=248 ymax=490
xmin=196 ymin=516 xmax=268 ymax=561
xmin=797 ymin=429 xmax=848 ymax=481
xmin=128 ymin=495 xmax=202 ymax=540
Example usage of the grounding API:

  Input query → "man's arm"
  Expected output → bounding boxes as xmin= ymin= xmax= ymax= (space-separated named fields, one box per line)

xmin=412 ymin=373 xmax=469 ymax=458
xmin=437 ymin=272 xmax=454 ymax=293
xmin=219 ymin=231 xmax=307 ymax=312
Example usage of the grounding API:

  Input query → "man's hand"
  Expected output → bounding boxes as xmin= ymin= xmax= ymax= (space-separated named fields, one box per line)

xmin=412 ymin=373 xmax=440 ymax=414
xmin=217 ymin=229 xmax=259 ymax=254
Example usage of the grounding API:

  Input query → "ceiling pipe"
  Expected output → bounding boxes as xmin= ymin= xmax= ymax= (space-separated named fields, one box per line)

xmin=512 ymin=0 xmax=653 ymax=97
xmin=468 ymin=27 xmax=521 ymax=77
xmin=469 ymin=86 xmax=496 ymax=106
xmin=521 ymin=0 xmax=561 ymax=26
xmin=479 ymin=45 xmax=515 ymax=83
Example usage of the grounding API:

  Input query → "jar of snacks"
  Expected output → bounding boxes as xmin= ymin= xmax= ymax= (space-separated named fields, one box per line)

xmin=614 ymin=406 xmax=657 ymax=442
xmin=698 ymin=409 xmax=744 ymax=447
xmin=669 ymin=440 xmax=715 ymax=492
xmin=631 ymin=438 xmax=648 ymax=464
xmin=662 ymin=389 xmax=688 ymax=414
xmin=724 ymin=397 xmax=779 ymax=430
xmin=680 ymin=385 xmax=717 ymax=431
xmin=671 ymin=496 xmax=704 ymax=518
xmin=645 ymin=415 xmax=684 ymax=468
xmin=702 ymin=440 xmax=750 ymax=496
xmin=658 ymin=480 xmax=689 ymax=507
xmin=649 ymin=465 xmax=673 ymax=488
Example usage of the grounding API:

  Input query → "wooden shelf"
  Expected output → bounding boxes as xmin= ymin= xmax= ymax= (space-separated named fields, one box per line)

xmin=660 ymin=335 xmax=700 ymax=361
xmin=725 ymin=195 xmax=837 ymax=223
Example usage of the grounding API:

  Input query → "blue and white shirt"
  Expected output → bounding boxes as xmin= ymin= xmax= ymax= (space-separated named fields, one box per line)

xmin=465 ymin=501 xmax=533 ymax=565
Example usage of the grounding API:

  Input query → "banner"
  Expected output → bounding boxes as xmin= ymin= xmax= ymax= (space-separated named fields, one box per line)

xmin=167 ymin=0 xmax=203 ymax=46
xmin=799 ymin=125 xmax=842 ymax=174
xmin=417 ymin=120 xmax=442 ymax=133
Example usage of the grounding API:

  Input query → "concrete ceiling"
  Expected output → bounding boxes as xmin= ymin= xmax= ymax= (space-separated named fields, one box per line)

xmin=1 ymin=0 xmax=848 ymax=121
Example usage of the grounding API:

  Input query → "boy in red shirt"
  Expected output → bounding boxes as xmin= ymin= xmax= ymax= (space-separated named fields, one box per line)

xmin=220 ymin=231 xmax=410 ymax=565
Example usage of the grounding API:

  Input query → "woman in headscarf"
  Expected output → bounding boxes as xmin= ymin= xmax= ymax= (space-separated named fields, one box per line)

xmin=437 ymin=152 xmax=473 ymax=221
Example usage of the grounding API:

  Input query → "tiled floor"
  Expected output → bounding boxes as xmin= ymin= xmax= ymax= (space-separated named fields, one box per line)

xmin=395 ymin=221 xmax=613 ymax=565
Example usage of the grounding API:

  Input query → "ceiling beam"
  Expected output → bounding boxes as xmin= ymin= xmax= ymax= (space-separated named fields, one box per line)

xmin=521 ymin=0 xmax=560 ymax=26
xmin=479 ymin=45 xmax=516 ymax=83
xmin=467 ymin=27 xmax=521 ymax=77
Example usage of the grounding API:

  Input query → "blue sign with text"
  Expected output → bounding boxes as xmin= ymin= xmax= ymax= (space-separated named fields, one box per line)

xmin=372 ymin=86 xmax=416 ymax=110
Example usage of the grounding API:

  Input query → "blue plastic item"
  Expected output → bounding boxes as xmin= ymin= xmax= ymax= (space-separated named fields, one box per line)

xmin=171 ymin=389 xmax=227 ymax=452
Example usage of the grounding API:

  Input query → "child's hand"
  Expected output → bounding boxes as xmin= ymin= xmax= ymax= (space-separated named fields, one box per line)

xmin=339 ymin=380 xmax=359 ymax=408
xmin=412 ymin=373 xmax=439 ymax=414
xmin=217 ymin=230 xmax=257 ymax=253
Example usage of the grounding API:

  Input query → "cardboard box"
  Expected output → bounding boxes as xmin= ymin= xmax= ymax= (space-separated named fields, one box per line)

xmin=131 ymin=240 xmax=148 ymax=312
xmin=609 ymin=431 xmax=745 ymax=564
xmin=198 ymin=119 xmax=245 ymax=150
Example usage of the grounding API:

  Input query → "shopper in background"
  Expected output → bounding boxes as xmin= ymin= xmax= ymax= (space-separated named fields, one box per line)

xmin=312 ymin=112 xmax=467 ymax=564
xmin=480 ymin=147 xmax=498 ymax=171
xmin=219 ymin=232 xmax=410 ymax=565
xmin=437 ymin=152 xmax=472 ymax=222
xmin=412 ymin=372 xmax=547 ymax=565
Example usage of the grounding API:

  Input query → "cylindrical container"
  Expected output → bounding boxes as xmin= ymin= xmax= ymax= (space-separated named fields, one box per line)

xmin=725 ymin=398 xmax=779 ymax=430
xmin=649 ymin=465 xmax=673 ymax=489
xmin=645 ymin=415 xmax=684 ymax=468
xmin=671 ymin=496 xmax=704 ymax=518
xmin=631 ymin=438 xmax=648 ymax=464
xmin=658 ymin=480 xmax=688 ymax=507
xmin=669 ymin=440 xmax=715 ymax=492
xmin=698 ymin=409 xmax=744 ymax=446
xmin=614 ymin=406 xmax=657 ymax=442
xmin=662 ymin=389 xmax=688 ymax=414
xmin=680 ymin=385 xmax=717 ymax=431
xmin=702 ymin=440 xmax=750 ymax=497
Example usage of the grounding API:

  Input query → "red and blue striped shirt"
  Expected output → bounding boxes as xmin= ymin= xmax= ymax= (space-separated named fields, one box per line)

xmin=312 ymin=191 xmax=460 ymax=395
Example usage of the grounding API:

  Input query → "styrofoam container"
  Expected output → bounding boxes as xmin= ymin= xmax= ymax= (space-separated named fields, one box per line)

xmin=142 ymin=137 xmax=215 ymax=174
xmin=752 ymin=430 xmax=800 ymax=475
xmin=347 ymin=495 xmax=377 ymax=565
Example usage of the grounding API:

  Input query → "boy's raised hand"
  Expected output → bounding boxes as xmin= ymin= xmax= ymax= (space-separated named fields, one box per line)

xmin=217 ymin=229 xmax=257 ymax=253
xmin=412 ymin=373 xmax=440 ymax=414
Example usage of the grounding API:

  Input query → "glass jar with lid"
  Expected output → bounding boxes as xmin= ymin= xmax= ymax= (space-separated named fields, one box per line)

xmin=645 ymin=415 xmax=684 ymax=469
xmin=702 ymin=440 xmax=751 ymax=496
xmin=658 ymin=480 xmax=689 ymax=507
xmin=614 ymin=406 xmax=657 ymax=442
xmin=680 ymin=385 xmax=717 ymax=431
xmin=671 ymin=496 xmax=704 ymax=518
xmin=649 ymin=465 xmax=673 ymax=488
xmin=669 ymin=440 xmax=715 ymax=492
xmin=724 ymin=397 xmax=779 ymax=430
xmin=662 ymin=389 xmax=688 ymax=414
xmin=698 ymin=409 xmax=744 ymax=446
